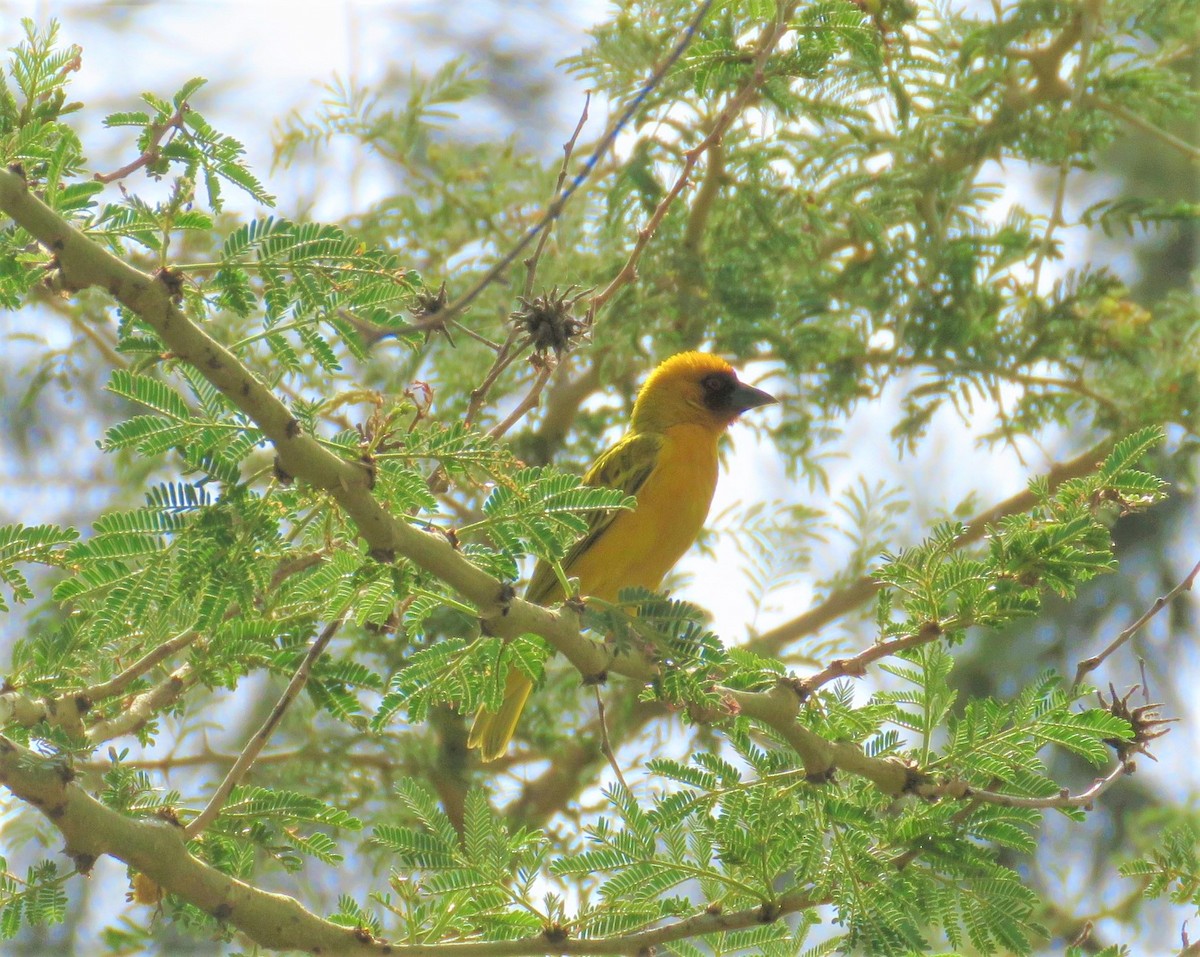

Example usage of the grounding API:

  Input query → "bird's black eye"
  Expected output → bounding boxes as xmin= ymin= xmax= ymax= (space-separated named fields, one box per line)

xmin=700 ymin=371 xmax=735 ymax=410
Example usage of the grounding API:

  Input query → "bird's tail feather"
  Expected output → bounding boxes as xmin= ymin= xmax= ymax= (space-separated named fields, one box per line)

xmin=467 ymin=669 xmax=534 ymax=762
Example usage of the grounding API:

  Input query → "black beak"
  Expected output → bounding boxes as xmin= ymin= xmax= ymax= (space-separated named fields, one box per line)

xmin=730 ymin=381 xmax=776 ymax=413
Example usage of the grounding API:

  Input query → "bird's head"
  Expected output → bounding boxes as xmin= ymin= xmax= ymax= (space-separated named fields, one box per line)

xmin=629 ymin=351 xmax=776 ymax=434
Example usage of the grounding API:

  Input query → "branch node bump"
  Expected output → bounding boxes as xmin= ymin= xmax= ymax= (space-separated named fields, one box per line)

xmin=758 ymin=901 xmax=781 ymax=923
xmin=805 ymin=767 xmax=836 ymax=785
xmin=72 ymin=852 xmax=96 ymax=876
xmin=155 ymin=266 xmax=185 ymax=303
xmin=358 ymin=453 xmax=377 ymax=490
xmin=542 ymin=923 xmax=570 ymax=944
xmin=901 ymin=765 xmax=930 ymax=794
xmin=782 ymin=675 xmax=811 ymax=701
xmin=272 ymin=456 xmax=294 ymax=486
xmin=495 ymin=581 xmax=516 ymax=616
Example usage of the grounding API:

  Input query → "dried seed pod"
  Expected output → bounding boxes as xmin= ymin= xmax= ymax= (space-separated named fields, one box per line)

xmin=509 ymin=286 xmax=591 ymax=356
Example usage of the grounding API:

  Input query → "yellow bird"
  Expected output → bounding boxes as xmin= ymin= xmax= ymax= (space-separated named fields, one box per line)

xmin=468 ymin=351 xmax=776 ymax=762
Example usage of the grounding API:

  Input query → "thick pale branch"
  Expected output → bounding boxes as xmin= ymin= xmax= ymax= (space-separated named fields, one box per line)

xmin=1 ymin=732 xmax=822 ymax=956
xmin=0 ymin=733 xmax=382 ymax=955
xmin=0 ymin=692 xmax=48 ymax=727
xmin=725 ymin=683 xmax=917 ymax=794
xmin=0 ymin=689 xmax=87 ymax=737
xmin=0 ymin=642 xmax=199 ymax=744
xmin=86 ymin=665 xmax=196 ymax=745
xmin=0 ymin=167 xmax=1143 ymax=951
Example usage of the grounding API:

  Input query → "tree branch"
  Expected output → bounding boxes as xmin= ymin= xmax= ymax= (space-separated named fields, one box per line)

xmin=1073 ymin=557 xmax=1200 ymax=689
xmin=523 ymin=93 xmax=591 ymax=299
xmin=434 ymin=0 xmax=717 ymax=327
xmin=0 ymin=732 xmax=385 ymax=955
xmin=84 ymin=629 xmax=201 ymax=702
xmin=750 ymin=436 xmax=1116 ymax=654
xmin=922 ymin=759 xmax=1133 ymax=809
xmin=85 ymin=665 xmax=196 ymax=745
xmin=93 ymin=107 xmax=187 ymax=184
xmin=590 ymin=7 xmax=796 ymax=317
xmin=487 ymin=356 xmax=555 ymax=440
xmin=185 ymin=616 xmax=345 ymax=839
xmin=725 ymin=683 xmax=917 ymax=792
xmin=2 ymin=730 xmax=835 ymax=955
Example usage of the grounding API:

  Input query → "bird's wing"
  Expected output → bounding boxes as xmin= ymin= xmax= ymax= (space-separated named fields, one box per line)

xmin=525 ymin=431 xmax=662 ymax=604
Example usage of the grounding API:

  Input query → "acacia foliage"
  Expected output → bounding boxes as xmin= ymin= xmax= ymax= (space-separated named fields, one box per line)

xmin=0 ymin=3 xmax=1198 ymax=954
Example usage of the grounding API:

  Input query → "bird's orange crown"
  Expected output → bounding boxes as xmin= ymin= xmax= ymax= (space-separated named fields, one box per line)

xmin=629 ymin=351 xmax=775 ymax=433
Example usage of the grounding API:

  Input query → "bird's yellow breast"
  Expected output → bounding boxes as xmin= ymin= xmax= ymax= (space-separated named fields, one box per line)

xmin=564 ymin=422 xmax=720 ymax=602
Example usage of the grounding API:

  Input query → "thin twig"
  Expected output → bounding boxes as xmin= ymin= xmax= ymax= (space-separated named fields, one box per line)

xmin=923 ymin=759 xmax=1131 ymax=809
xmin=487 ymin=358 xmax=556 ymax=440
xmin=75 ymin=745 xmax=403 ymax=775
xmin=93 ymin=107 xmax=187 ymax=184
xmin=855 ymin=351 xmax=1119 ymax=412
xmin=462 ymin=330 xmax=528 ymax=430
xmin=1096 ymin=97 xmax=1200 ymax=165
xmin=593 ymin=686 xmax=630 ymax=793
xmin=751 ymin=437 xmax=1115 ymax=653
xmin=447 ymin=318 xmax=503 ymax=351
xmin=588 ymin=154 xmax=695 ymax=315
xmin=589 ymin=5 xmax=797 ymax=317
xmin=508 ymin=699 xmax=661 ymax=827
xmin=524 ymin=93 xmax=591 ymax=299
xmin=184 ymin=616 xmax=345 ymax=839
xmin=1073 ymin=558 xmax=1200 ymax=690
xmin=84 ymin=630 xmax=200 ymax=702
xmin=434 ymin=0 xmax=717 ymax=327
